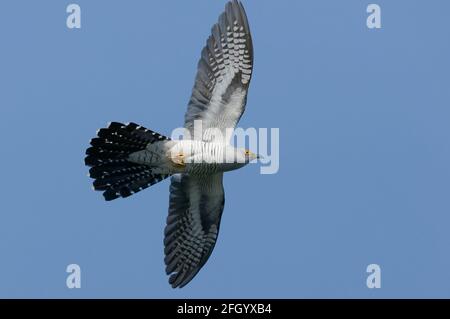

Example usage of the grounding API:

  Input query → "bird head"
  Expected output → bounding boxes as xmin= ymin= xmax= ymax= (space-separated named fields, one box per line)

xmin=241 ymin=148 xmax=261 ymax=163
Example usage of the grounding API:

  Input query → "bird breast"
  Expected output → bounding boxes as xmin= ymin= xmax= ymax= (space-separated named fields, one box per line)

xmin=169 ymin=140 xmax=235 ymax=175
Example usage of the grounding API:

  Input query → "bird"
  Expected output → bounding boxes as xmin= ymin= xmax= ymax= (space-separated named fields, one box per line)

xmin=85 ymin=0 xmax=257 ymax=288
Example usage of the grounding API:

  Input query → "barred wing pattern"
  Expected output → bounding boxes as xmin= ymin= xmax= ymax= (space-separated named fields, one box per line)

xmin=164 ymin=174 xmax=225 ymax=288
xmin=185 ymin=0 xmax=253 ymax=143
xmin=165 ymin=0 xmax=253 ymax=288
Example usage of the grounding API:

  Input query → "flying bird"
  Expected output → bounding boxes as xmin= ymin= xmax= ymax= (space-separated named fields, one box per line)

xmin=85 ymin=0 xmax=257 ymax=288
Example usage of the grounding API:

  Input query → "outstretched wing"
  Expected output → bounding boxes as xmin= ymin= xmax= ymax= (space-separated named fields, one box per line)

xmin=185 ymin=0 xmax=253 ymax=143
xmin=164 ymin=173 xmax=225 ymax=288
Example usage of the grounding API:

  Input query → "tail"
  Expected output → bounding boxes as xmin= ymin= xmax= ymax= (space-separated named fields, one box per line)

xmin=85 ymin=122 xmax=171 ymax=201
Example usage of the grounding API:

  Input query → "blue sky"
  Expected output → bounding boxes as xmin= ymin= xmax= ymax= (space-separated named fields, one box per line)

xmin=0 ymin=0 xmax=449 ymax=298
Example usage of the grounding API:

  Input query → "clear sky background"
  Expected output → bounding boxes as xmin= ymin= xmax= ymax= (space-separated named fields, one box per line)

xmin=0 ymin=0 xmax=449 ymax=298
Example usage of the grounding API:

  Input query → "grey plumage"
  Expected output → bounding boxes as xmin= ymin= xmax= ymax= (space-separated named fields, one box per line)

xmin=85 ymin=0 xmax=256 ymax=288
xmin=164 ymin=174 xmax=224 ymax=288
xmin=185 ymin=0 xmax=253 ymax=143
xmin=85 ymin=122 xmax=171 ymax=201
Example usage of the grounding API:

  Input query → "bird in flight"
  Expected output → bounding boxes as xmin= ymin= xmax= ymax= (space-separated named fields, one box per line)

xmin=85 ymin=0 xmax=258 ymax=288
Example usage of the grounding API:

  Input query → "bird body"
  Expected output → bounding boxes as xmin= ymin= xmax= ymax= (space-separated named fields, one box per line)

xmin=129 ymin=139 xmax=254 ymax=175
xmin=85 ymin=0 xmax=258 ymax=288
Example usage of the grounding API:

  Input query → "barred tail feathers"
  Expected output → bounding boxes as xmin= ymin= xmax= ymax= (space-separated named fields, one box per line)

xmin=85 ymin=122 xmax=171 ymax=201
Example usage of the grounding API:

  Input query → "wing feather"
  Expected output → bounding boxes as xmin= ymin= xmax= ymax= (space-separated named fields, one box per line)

xmin=164 ymin=173 xmax=225 ymax=288
xmin=185 ymin=0 xmax=253 ymax=143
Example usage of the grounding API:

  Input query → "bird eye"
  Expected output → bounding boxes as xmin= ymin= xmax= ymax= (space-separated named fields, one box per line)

xmin=245 ymin=150 xmax=250 ymax=155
